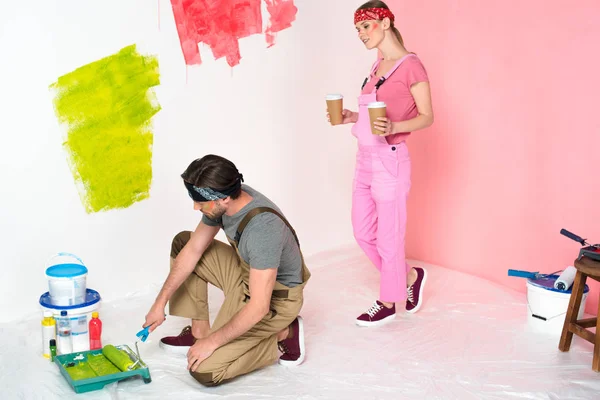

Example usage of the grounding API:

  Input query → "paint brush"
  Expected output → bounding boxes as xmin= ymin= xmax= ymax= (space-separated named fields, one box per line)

xmin=135 ymin=326 xmax=151 ymax=343
xmin=136 ymin=314 xmax=166 ymax=343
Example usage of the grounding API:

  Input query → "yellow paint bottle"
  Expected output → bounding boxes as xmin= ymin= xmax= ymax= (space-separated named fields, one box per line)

xmin=42 ymin=311 xmax=56 ymax=359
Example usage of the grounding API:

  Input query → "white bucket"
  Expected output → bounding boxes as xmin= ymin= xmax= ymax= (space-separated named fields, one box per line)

xmin=39 ymin=288 xmax=101 ymax=353
xmin=526 ymin=274 xmax=589 ymax=335
xmin=45 ymin=253 xmax=88 ymax=306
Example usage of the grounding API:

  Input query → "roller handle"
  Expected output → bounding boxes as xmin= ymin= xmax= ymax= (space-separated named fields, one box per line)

xmin=560 ymin=229 xmax=587 ymax=246
xmin=508 ymin=269 xmax=538 ymax=279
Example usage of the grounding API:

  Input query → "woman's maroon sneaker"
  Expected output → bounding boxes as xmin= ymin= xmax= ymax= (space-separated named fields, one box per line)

xmin=406 ymin=267 xmax=428 ymax=313
xmin=356 ymin=301 xmax=396 ymax=327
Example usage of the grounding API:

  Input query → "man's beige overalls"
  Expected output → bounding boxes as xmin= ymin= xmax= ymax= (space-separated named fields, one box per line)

xmin=169 ymin=207 xmax=311 ymax=386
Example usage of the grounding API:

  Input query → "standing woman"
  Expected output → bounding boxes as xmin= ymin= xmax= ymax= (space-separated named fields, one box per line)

xmin=329 ymin=1 xmax=434 ymax=326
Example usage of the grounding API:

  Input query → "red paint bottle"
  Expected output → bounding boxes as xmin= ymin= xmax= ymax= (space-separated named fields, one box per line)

xmin=89 ymin=311 xmax=102 ymax=350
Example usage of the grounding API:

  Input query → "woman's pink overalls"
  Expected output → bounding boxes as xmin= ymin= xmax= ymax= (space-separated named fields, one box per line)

xmin=351 ymin=54 xmax=415 ymax=302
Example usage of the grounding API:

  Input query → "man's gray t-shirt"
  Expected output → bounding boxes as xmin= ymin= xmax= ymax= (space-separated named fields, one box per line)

xmin=201 ymin=185 xmax=303 ymax=288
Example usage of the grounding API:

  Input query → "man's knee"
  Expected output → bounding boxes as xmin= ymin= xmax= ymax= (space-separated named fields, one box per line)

xmin=190 ymin=370 xmax=229 ymax=387
xmin=171 ymin=231 xmax=192 ymax=258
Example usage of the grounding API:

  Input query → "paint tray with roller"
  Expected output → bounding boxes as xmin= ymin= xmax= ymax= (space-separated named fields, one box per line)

xmin=55 ymin=344 xmax=151 ymax=393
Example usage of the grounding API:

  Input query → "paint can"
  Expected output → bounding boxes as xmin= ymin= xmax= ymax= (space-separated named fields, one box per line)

xmin=526 ymin=274 xmax=589 ymax=335
xmin=45 ymin=253 xmax=88 ymax=306
xmin=40 ymin=288 xmax=101 ymax=352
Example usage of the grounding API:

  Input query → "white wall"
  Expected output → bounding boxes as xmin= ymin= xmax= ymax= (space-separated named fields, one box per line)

xmin=0 ymin=0 xmax=372 ymax=322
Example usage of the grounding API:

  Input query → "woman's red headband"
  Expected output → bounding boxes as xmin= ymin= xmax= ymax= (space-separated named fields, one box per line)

xmin=354 ymin=8 xmax=395 ymax=25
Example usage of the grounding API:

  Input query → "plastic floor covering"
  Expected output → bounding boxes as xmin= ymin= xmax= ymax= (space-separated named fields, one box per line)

xmin=2 ymin=245 xmax=600 ymax=399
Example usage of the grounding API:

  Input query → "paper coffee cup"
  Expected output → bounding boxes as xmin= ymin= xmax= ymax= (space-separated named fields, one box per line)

xmin=326 ymin=94 xmax=343 ymax=125
xmin=368 ymin=101 xmax=387 ymax=135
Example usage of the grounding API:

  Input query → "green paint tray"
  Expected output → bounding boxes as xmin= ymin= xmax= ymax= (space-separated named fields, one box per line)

xmin=55 ymin=344 xmax=151 ymax=394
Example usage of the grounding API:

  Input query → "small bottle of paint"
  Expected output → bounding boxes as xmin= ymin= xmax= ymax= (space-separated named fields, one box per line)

xmin=41 ymin=311 xmax=56 ymax=359
xmin=89 ymin=311 xmax=102 ymax=350
xmin=49 ymin=339 xmax=57 ymax=362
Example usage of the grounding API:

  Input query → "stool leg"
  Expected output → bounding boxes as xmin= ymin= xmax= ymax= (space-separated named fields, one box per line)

xmin=594 ymin=294 xmax=600 ymax=372
xmin=559 ymin=271 xmax=586 ymax=352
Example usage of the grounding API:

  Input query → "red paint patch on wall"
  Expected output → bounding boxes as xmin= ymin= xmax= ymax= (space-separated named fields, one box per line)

xmin=265 ymin=0 xmax=298 ymax=47
xmin=170 ymin=0 xmax=297 ymax=67
xmin=169 ymin=0 xmax=262 ymax=67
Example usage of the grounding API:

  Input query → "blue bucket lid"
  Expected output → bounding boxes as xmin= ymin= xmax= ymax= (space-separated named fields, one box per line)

xmin=46 ymin=263 xmax=88 ymax=278
xmin=527 ymin=274 xmax=589 ymax=294
xmin=39 ymin=288 xmax=101 ymax=310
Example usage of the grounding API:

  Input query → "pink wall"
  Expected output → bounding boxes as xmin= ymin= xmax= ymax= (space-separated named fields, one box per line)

xmin=387 ymin=0 xmax=600 ymax=312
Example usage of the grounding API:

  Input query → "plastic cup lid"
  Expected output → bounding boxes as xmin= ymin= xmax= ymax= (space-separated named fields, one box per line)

xmin=368 ymin=101 xmax=386 ymax=108
xmin=46 ymin=263 xmax=88 ymax=278
xmin=326 ymin=94 xmax=343 ymax=100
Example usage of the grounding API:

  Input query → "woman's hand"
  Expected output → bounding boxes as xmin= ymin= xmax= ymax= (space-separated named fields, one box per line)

xmin=373 ymin=117 xmax=394 ymax=136
xmin=326 ymin=109 xmax=358 ymax=125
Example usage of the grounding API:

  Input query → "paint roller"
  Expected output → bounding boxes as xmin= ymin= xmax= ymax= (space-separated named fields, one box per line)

xmin=554 ymin=265 xmax=577 ymax=291
xmin=560 ymin=229 xmax=598 ymax=248
xmin=560 ymin=228 xmax=600 ymax=261
xmin=102 ymin=345 xmax=136 ymax=371
xmin=99 ymin=314 xmax=166 ymax=373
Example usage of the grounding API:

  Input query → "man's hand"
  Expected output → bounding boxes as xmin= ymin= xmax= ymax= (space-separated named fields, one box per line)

xmin=143 ymin=302 xmax=166 ymax=333
xmin=187 ymin=337 xmax=218 ymax=372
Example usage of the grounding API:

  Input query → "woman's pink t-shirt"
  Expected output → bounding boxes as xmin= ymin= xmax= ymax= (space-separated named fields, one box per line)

xmin=361 ymin=55 xmax=429 ymax=145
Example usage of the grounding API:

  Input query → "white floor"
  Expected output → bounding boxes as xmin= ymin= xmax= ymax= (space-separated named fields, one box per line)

xmin=3 ymin=245 xmax=600 ymax=399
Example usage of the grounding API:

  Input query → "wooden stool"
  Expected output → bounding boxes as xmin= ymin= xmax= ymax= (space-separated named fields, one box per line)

xmin=558 ymin=256 xmax=600 ymax=371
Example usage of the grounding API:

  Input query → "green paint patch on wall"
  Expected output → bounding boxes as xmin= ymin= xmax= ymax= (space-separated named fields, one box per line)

xmin=50 ymin=44 xmax=161 ymax=213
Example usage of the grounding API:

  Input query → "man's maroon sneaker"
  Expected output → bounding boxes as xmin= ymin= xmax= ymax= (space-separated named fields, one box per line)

xmin=278 ymin=316 xmax=305 ymax=366
xmin=159 ymin=325 xmax=196 ymax=355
